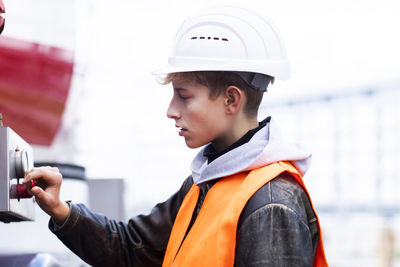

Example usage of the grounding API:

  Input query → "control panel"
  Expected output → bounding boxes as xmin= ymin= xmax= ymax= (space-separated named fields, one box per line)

xmin=0 ymin=121 xmax=35 ymax=222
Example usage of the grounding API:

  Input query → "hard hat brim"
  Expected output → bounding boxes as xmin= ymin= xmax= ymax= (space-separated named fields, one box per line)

xmin=152 ymin=57 xmax=290 ymax=81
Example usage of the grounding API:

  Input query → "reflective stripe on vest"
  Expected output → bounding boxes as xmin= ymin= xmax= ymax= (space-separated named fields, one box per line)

xmin=162 ymin=161 xmax=328 ymax=267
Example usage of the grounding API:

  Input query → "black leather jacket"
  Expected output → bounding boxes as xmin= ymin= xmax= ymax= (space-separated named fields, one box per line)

xmin=49 ymin=172 xmax=319 ymax=267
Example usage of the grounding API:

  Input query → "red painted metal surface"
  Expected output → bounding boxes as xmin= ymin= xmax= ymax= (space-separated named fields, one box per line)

xmin=0 ymin=0 xmax=4 ymax=34
xmin=0 ymin=36 xmax=74 ymax=146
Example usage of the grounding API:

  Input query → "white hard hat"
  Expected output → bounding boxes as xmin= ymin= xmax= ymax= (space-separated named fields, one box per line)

xmin=153 ymin=6 xmax=290 ymax=81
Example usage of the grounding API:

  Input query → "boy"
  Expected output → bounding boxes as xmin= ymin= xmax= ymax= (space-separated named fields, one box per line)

xmin=24 ymin=6 xmax=328 ymax=267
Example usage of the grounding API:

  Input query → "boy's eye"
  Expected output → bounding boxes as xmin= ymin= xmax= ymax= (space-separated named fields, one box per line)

xmin=178 ymin=94 xmax=191 ymax=100
xmin=174 ymin=88 xmax=192 ymax=100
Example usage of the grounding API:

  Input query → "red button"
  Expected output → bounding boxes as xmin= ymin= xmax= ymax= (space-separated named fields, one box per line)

xmin=16 ymin=180 xmax=36 ymax=198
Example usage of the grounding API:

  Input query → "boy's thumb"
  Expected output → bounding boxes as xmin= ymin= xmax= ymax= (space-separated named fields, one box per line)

xmin=31 ymin=186 xmax=46 ymax=200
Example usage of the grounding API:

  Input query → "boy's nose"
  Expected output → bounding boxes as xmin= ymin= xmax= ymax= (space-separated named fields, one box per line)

xmin=166 ymin=101 xmax=180 ymax=119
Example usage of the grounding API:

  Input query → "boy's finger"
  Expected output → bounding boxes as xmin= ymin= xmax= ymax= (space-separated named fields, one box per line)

xmin=49 ymin=167 xmax=60 ymax=173
xmin=31 ymin=186 xmax=46 ymax=200
xmin=37 ymin=166 xmax=59 ymax=173
xmin=23 ymin=167 xmax=61 ymax=184
xmin=22 ymin=168 xmax=39 ymax=183
xmin=24 ymin=168 xmax=33 ymax=175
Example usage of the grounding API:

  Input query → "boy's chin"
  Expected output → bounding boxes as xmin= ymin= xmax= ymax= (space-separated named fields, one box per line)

xmin=185 ymin=140 xmax=207 ymax=149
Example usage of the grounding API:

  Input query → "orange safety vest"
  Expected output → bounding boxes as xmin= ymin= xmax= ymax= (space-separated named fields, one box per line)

xmin=162 ymin=161 xmax=328 ymax=267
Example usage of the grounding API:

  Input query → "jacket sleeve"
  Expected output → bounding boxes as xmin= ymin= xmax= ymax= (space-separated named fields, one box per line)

xmin=235 ymin=203 xmax=318 ymax=267
xmin=48 ymin=177 xmax=193 ymax=267
xmin=234 ymin=175 xmax=319 ymax=267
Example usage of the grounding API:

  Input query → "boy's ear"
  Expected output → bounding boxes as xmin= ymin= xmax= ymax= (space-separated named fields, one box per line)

xmin=224 ymin=86 xmax=244 ymax=115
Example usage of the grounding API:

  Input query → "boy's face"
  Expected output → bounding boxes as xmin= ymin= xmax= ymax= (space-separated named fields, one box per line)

xmin=167 ymin=79 xmax=230 ymax=149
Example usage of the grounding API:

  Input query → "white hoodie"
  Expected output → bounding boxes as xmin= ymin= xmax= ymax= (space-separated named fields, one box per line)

xmin=190 ymin=117 xmax=312 ymax=185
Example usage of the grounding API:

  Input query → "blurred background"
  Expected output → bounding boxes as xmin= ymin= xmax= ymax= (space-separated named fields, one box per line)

xmin=0 ymin=0 xmax=399 ymax=266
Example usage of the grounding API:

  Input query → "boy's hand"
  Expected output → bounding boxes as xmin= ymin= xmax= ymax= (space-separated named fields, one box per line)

xmin=23 ymin=167 xmax=70 ymax=224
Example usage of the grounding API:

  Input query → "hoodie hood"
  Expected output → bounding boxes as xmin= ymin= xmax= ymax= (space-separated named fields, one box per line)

xmin=190 ymin=117 xmax=312 ymax=185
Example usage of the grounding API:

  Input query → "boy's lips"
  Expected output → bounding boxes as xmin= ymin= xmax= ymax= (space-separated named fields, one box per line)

xmin=176 ymin=124 xmax=188 ymax=136
xmin=179 ymin=129 xmax=187 ymax=136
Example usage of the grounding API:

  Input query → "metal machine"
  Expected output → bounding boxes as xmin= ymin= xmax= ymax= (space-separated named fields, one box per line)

xmin=0 ymin=114 xmax=35 ymax=222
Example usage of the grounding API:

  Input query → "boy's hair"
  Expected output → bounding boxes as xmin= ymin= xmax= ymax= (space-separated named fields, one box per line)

xmin=162 ymin=71 xmax=270 ymax=117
